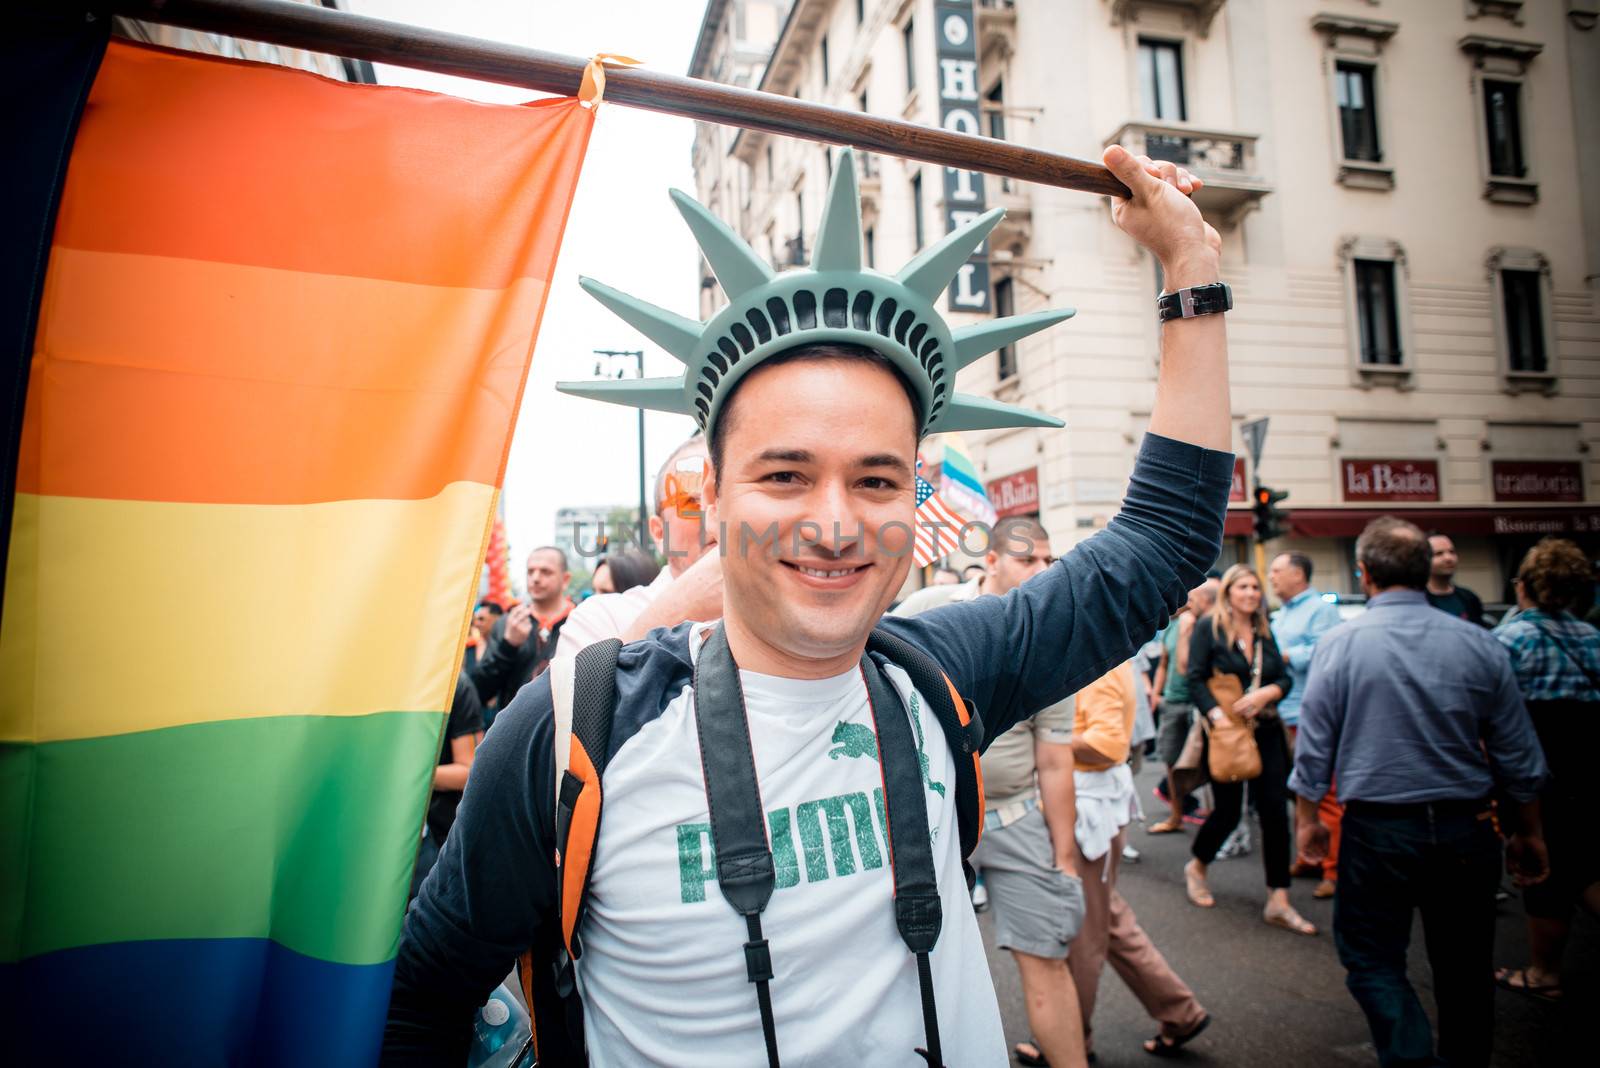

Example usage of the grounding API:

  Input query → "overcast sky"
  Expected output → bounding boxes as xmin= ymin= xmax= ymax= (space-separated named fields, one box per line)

xmin=349 ymin=1 xmax=704 ymax=566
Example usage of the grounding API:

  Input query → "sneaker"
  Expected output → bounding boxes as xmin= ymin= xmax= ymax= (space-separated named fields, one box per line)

xmin=1215 ymin=824 xmax=1252 ymax=860
xmin=972 ymin=873 xmax=989 ymax=913
xmin=1122 ymin=844 xmax=1142 ymax=863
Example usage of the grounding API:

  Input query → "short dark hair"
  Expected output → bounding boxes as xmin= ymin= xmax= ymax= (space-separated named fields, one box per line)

xmin=1281 ymin=551 xmax=1314 ymax=583
xmin=474 ymin=600 xmax=504 ymax=615
xmin=991 ymin=515 xmax=1049 ymax=557
xmin=599 ymin=548 xmax=663 ymax=594
xmin=530 ymin=545 xmax=569 ymax=573
xmin=709 ymin=343 xmax=923 ymax=482
xmin=1355 ymin=516 xmax=1431 ymax=591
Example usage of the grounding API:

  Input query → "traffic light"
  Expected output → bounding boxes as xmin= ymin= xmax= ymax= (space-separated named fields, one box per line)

xmin=1252 ymin=484 xmax=1290 ymax=542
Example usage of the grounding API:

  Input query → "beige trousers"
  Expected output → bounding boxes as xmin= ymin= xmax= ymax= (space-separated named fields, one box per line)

xmin=1068 ymin=827 xmax=1207 ymax=1049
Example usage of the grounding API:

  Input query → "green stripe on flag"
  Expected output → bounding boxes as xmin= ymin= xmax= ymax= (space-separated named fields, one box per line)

xmin=0 ymin=710 xmax=443 ymax=966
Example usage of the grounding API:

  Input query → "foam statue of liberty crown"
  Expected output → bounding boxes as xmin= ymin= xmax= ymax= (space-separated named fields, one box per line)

xmin=557 ymin=147 xmax=1073 ymax=437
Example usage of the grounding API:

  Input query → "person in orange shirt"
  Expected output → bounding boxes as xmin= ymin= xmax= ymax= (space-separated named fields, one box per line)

xmin=1068 ymin=662 xmax=1210 ymax=1059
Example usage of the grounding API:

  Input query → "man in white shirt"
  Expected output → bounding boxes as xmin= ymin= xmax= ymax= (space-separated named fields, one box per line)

xmin=387 ymin=145 xmax=1233 ymax=1066
xmin=553 ymin=435 xmax=722 ymax=662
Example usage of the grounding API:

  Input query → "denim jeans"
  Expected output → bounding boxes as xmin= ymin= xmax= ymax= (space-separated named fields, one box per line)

xmin=1334 ymin=800 xmax=1500 ymax=1068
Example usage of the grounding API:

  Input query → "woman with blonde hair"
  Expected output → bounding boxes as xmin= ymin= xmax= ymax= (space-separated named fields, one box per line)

xmin=1183 ymin=564 xmax=1315 ymax=934
xmin=1493 ymin=538 xmax=1600 ymax=1002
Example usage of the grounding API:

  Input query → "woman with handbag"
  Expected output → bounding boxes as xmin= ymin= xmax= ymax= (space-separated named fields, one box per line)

xmin=1181 ymin=564 xmax=1316 ymax=935
xmin=1492 ymin=538 xmax=1600 ymax=1003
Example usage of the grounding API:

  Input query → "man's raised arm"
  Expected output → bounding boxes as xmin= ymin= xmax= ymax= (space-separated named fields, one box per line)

xmin=881 ymin=146 xmax=1232 ymax=742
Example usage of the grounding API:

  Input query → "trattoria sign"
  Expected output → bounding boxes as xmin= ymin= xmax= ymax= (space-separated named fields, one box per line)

xmin=934 ymin=0 xmax=990 ymax=313
xmin=987 ymin=467 xmax=1040 ymax=519
xmin=1492 ymin=460 xmax=1584 ymax=503
xmin=1341 ymin=459 xmax=1440 ymax=502
xmin=1230 ymin=457 xmax=1247 ymax=503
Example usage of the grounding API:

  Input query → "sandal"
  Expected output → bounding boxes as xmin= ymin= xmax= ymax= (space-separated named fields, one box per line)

xmin=1183 ymin=860 xmax=1214 ymax=908
xmin=1013 ymin=1041 xmax=1047 ymax=1066
xmin=1263 ymin=905 xmax=1317 ymax=936
xmin=1143 ymin=1014 xmax=1210 ymax=1056
xmin=1147 ymin=818 xmax=1185 ymax=835
xmin=1495 ymin=966 xmax=1563 ymax=1002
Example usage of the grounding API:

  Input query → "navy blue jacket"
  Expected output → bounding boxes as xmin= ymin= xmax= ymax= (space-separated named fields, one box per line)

xmin=382 ymin=433 xmax=1233 ymax=1061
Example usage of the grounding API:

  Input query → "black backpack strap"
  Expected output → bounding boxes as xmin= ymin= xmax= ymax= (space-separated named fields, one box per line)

xmin=692 ymin=625 xmax=781 ymax=1068
xmin=866 ymin=628 xmax=986 ymax=866
xmin=861 ymin=656 xmax=948 ymax=1068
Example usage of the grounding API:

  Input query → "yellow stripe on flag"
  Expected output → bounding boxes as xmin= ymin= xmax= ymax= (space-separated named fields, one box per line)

xmin=1 ymin=481 xmax=495 ymax=743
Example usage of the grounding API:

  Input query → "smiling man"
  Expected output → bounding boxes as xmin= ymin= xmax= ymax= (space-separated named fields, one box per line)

xmin=384 ymin=145 xmax=1234 ymax=1067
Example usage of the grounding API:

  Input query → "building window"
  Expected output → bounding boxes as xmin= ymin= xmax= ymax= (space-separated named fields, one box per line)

xmin=1460 ymin=36 xmax=1541 ymax=204
xmin=1136 ymin=38 xmax=1185 ymax=122
xmin=986 ymin=80 xmax=1006 ymax=140
xmin=864 ymin=226 xmax=876 ymax=269
xmin=1487 ymin=247 xmax=1556 ymax=391
xmin=1335 ymin=62 xmax=1380 ymax=162
xmin=904 ymin=18 xmax=916 ymax=93
xmin=859 ymin=89 xmax=869 ymax=112
xmin=1313 ymin=14 xmax=1399 ymax=190
xmin=820 ymin=34 xmax=829 ymax=88
xmin=1353 ymin=260 xmax=1401 ymax=366
xmin=1483 ymin=79 xmax=1525 ymax=178
xmin=1501 ymin=269 xmax=1544 ymax=372
xmin=994 ymin=276 xmax=1017 ymax=381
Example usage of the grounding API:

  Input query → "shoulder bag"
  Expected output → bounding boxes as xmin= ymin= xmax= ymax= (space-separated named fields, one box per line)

xmin=1201 ymin=636 xmax=1263 ymax=783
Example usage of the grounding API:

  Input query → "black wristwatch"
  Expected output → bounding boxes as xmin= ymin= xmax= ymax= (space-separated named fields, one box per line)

xmin=1156 ymin=282 xmax=1232 ymax=323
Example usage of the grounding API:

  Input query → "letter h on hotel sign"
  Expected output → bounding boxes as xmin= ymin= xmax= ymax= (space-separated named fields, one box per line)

xmin=935 ymin=0 xmax=991 ymax=314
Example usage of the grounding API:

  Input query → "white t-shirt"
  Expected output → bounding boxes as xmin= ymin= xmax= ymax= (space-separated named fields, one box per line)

xmin=575 ymin=624 xmax=1006 ymax=1067
xmin=552 ymin=567 xmax=674 ymax=664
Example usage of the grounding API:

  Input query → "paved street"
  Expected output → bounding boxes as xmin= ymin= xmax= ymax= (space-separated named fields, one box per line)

xmin=979 ymin=762 xmax=1593 ymax=1068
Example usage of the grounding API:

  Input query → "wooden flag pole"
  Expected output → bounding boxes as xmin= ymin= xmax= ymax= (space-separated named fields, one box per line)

xmin=108 ymin=0 xmax=1130 ymax=198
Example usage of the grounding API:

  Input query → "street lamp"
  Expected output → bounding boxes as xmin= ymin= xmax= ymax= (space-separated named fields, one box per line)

xmin=592 ymin=348 xmax=649 ymax=552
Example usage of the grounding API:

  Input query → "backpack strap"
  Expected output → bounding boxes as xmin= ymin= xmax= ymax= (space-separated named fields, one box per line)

xmin=860 ymin=655 xmax=948 ymax=1068
xmin=866 ymin=628 xmax=986 ymax=864
xmin=516 ymin=638 xmax=621 ymax=1066
xmin=692 ymin=624 xmax=782 ymax=1068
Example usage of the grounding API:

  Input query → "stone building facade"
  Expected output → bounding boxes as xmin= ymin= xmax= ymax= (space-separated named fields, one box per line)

xmin=695 ymin=0 xmax=1600 ymax=600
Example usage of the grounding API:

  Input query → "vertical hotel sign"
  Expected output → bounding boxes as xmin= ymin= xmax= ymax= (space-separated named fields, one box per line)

xmin=935 ymin=0 xmax=990 ymax=313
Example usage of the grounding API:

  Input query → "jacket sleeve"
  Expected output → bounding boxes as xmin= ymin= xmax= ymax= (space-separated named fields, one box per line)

xmin=382 ymin=676 xmax=558 ymax=1064
xmin=1186 ymin=620 xmax=1219 ymax=715
xmin=468 ymin=615 xmax=522 ymax=704
xmin=878 ymin=433 xmax=1233 ymax=745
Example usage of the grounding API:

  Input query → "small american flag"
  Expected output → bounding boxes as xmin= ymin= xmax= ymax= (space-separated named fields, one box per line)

xmin=914 ymin=472 xmax=963 ymax=567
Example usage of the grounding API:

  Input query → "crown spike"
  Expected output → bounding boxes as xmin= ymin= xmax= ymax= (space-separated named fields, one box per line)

xmin=810 ymin=147 xmax=862 ymax=272
xmin=555 ymin=375 xmax=691 ymax=417
xmin=579 ymin=277 xmax=702 ymax=363
xmin=935 ymin=392 xmax=1065 ymax=433
xmin=950 ymin=307 xmax=1076 ymax=370
xmin=669 ymin=188 xmax=774 ymax=298
xmin=895 ymin=207 xmax=1005 ymax=302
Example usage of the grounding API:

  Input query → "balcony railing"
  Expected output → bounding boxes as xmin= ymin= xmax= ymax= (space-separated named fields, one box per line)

xmin=1106 ymin=120 xmax=1270 ymax=224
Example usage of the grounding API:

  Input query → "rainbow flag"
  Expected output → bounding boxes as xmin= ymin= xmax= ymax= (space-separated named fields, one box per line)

xmin=0 ymin=37 xmax=590 ymax=1063
xmin=935 ymin=433 xmax=998 ymax=526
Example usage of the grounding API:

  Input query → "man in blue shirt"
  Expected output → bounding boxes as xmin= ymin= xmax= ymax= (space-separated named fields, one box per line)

xmin=1290 ymin=517 xmax=1548 ymax=1068
xmin=1268 ymin=552 xmax=1343 ymax=898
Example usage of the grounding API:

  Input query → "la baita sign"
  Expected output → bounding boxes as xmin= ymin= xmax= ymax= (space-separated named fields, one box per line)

xmin=1341 ymin=459 xmax=1439 ymax=502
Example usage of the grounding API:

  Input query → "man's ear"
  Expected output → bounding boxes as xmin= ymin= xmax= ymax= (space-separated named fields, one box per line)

xmin=648 ymin=513 xmax=665 ymax=550
xmin=983 ymin=549 xmax=998 ymax=576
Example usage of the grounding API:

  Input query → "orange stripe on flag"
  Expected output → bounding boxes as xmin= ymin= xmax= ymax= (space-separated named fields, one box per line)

xmin=24 ymin=249 xmax=545 ymax=503
xmin=53 ymin=42 xmax=593 ymax=290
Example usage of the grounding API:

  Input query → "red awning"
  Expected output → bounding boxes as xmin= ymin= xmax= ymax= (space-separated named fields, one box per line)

xmin=1288 ymin=507 xmax=1600 ymax=539
xmin=1224 ymin=509 xmax=1254 ymax=537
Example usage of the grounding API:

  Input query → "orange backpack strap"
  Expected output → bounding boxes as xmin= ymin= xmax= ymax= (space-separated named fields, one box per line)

xmin=865 ymin=628 xmax=986 ymax=861
xmin=517 ymin=638 xmax=622 ymax=1066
